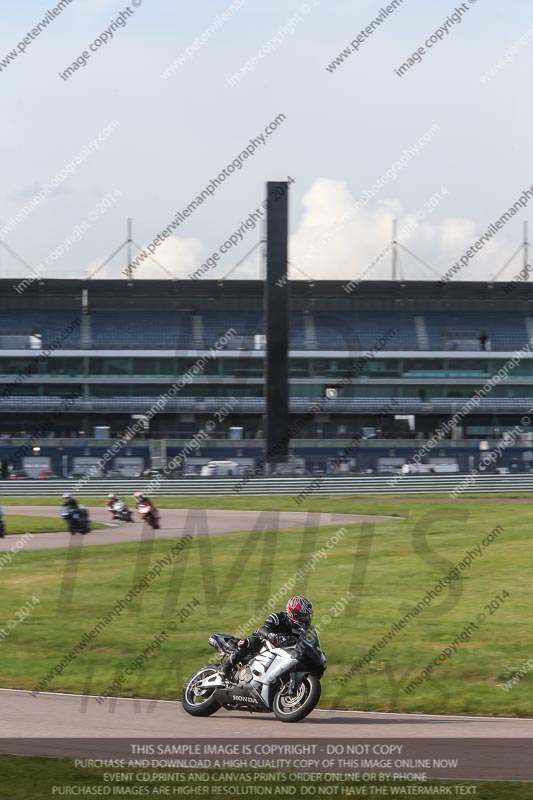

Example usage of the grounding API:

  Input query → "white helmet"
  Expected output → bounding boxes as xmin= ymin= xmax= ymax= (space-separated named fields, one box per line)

xmin=63 ymin=493 xmax=72 ymax=499
xmin=108 ymin=493 xmax=116 ymax=499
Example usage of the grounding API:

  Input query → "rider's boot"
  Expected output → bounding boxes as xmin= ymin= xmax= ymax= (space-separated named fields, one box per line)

xmin=219 ymin=656 xmax=238 ymax=681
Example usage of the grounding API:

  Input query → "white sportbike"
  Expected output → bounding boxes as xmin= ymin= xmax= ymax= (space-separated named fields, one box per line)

xmin=182 ymin=629 xmax=327 ymax=723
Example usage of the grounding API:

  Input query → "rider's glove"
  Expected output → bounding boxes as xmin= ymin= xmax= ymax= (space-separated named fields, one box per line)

xmin=272 ymin=634 xmax=295 ymax=646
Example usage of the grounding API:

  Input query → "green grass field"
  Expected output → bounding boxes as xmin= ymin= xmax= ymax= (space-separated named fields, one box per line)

xmin=0 ymin=756 xmax=529 ymax=800
xmin=0 ymin=494 xmax=531 ymax=715
xmin=2 ymin=491 xmax=533 ymax=511
xmin=1 ymin=514 xmax=107 ymax=535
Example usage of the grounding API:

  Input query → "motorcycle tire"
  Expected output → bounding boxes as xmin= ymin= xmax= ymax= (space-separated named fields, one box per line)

xmin=146 ymin=513 xmax=159 ymax=530
xmin=182 ymin=666 xmax=221 ymax=717
xmin=272 ymin=674 xmax=321 ymax=723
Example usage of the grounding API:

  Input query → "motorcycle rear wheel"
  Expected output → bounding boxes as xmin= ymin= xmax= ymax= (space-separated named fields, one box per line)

xmin=273 ymin=674 xmax=321 ymax=722
xmin=182 ymin=666 xmax=221 ymax=717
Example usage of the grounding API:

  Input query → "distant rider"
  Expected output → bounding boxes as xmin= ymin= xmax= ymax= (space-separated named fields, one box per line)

xmin=219 ymin=595 xmax=314 ymax=679
xmin=106 ymin=493 xmax=117 ymax=508
xmin=62 ymin=493 xmax=79 ymax=511
xmin=133 ymin=492 xmax=157 ymax=511
xmin=106 ymin=493 xmax=121 ymax=516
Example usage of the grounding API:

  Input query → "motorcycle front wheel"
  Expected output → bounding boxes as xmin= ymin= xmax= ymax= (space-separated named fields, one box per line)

xmin=273 ymin=674 xmax=321 ymax=722
xmin=182 ymin=666 xmax=221 ymax=717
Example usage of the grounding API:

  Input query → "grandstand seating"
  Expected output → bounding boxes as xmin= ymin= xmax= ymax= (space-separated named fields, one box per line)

xmin=202 ymin=311 xmax=262 ymax=342
xmin=424 ymin=312 xmax=529 ymax=351
xmin=0 ymin=311 xmax=81 ymax=348
xmin=2 ymin=395 xmax=531 ymax=414
xmin=89 ymin=310 xmax=192 ymax=348
xmin=311 ymin=310 xmax=418 ymax=350
xmin=1 ymin=279 xmax=531 ymax=468
xmin=0 ymin=308 xmax=530 ymax=351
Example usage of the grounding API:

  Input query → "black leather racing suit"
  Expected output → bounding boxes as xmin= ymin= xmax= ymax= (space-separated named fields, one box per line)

xmin=62 ymin=498 xmax=80 ymax=511
xmin=222 ymin=611 xmax=302 ymax=675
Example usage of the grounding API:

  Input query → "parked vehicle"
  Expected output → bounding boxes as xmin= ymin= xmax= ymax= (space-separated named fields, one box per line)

xmin=200 ymin=460 xmax=241 ymax=477
xmin=182 ymin=628 xmax=326 ymax=723
xmin=138 ymin=468 xmax=162 ymax=479
xmin=9 ymin=470 xmax=32 ymax=480
xmin=37 ymin=470 xmax=61 ymax=480
xmin=61 ymin=506 xmax=91 ymax=535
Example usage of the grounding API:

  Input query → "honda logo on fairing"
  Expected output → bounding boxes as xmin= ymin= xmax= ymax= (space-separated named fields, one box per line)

xmin=232 ymin=695 xmax=254 ymax=703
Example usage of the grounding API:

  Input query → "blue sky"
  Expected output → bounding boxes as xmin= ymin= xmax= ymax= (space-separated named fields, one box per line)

xmin=1 ymin=0 xmax=532 ymax=282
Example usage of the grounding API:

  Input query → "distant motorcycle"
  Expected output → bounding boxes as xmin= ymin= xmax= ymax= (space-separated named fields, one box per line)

xmin=0 ymin=507 xmax=5 ymax=538
xmin=136 ymin=503 xmax=160 ymax=529
xmin=109 ymin=500 xmax=134 ymax=523
xmin=182 ymin=628 xmax=326 ymax=723
xmin=61 ymin=506 xmax=91 ymax=535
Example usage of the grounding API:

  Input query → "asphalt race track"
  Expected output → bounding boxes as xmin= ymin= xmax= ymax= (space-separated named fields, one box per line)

xmin=1 ymin=689 xmax=532 ymax=780
xmin=0 ymin=506 xmax=399 ymax=550
xmin=2 ymin=689 xmax=532 ymax=740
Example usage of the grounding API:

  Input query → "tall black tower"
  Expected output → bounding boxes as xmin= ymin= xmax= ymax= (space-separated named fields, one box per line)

xmin=264 ymin=181 xmax=290 ymax=466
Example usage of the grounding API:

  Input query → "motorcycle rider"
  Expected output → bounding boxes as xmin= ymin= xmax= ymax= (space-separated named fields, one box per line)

xmin=61 ymin=492 xmax=90 ymax=533
xmin=133 ymin=491 xmax=159 ymax=520
xmin=106 ymin=493 xmax=122 ymax=516
xmin=62 ymin=493 xmax=79 ymax=511
xmin=133 ymin=491 xmax=157 ymax=510
xmin=219 ymin=595 xmax=314 ymax=679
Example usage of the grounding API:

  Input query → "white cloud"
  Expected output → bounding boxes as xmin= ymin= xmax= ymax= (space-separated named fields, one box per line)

xmin=77 ymin=235 xmax=204 ymax=280
xmin=285 ymin=179 xmax=524 ymax=283
xmin=64 ymin=179 xmax=528 ymax=284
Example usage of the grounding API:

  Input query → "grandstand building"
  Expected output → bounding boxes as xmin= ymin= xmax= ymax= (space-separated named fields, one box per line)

xmin=0 ymin=278 xmax=532 ymax=476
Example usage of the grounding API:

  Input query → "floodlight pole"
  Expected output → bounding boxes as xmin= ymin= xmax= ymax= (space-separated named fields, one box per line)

xmin=523 ymin=221 xmax=529 ymax=281
xmin=392 ymin=219 xmax=398 ymax=281
xmin=126 ymin=218 xmax=133 ymax=281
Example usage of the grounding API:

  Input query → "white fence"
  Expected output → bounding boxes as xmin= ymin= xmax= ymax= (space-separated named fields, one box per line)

xmin=0 ymin=474 xmax=532 ymax=496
